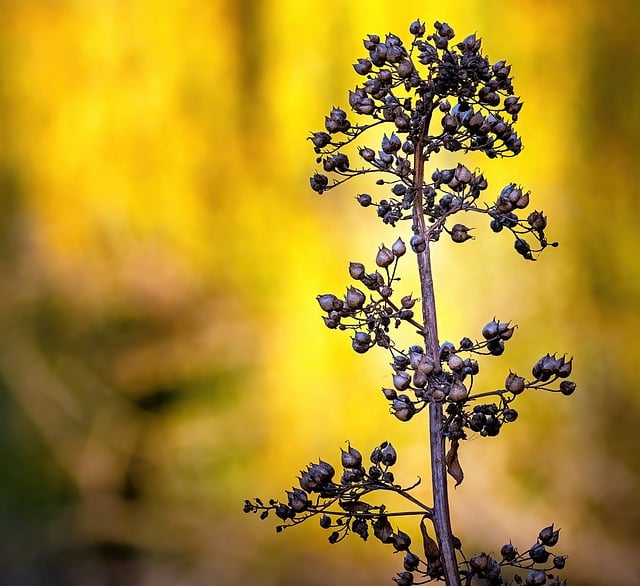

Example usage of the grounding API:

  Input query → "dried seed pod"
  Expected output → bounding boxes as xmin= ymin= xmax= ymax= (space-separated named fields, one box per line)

xmin=448 ymin=380 xmax=468 ymax=402
xmin=317 ymin=293 xmax=342 ymax=312
xmin=349 ymin=262 xmax=366 ymax=280
xmin=341 ymin=444 xmax=363 ymax=469
xmin=345 ymin=286 xmax=366 ymax=309
xmin=393 ymin=371 xmax=412 ymax=391
xmin=392 ymin=237 xmax=407 ymax=256
xmin=410 ymin=234 xmax=426 ymax=253
xmin=505 ymin=371 xmax=526 ymax=394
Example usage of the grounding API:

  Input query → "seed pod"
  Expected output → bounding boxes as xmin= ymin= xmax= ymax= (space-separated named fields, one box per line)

xmin=352 ymin=331 xmax=372 ymax=353
xmin=470 ymin=553 xmax=489 ymax=572
xmin=382 ymin=387 xmax=397 ymax=400
xmin=482 ymin=319 xmax=500 ymax=340
xmin=392 ymin=396 xmax=415 ymax=421
xmin=528 ymin=210 xmax=547 ymax=231
xmin=500 ymin=542 xmax=517 ymax=562
xmin=317 ymin=293 xmax=342 ymax=312
xmin=392 ymin=237 xmax=407 ymax=257
xmin=345 ymin=286 xmax=366 ymax=309
xmin=529 ymin=543 xmax=550 ymax=564
xmin=553 ymin=555 xmax=566 ymax=570
xmin=357 ymin=193 xmax=372 ymax=207
xmin=287 ymin=488 xmax=309 ymax=512
xmin=560 ymin=380 xmax=576 ymax=395
xmin=341 ymin=444 xmax=363 ymax=469
xmin=349 ymin=262 xmax=366 ymax=280
xmin=409 ymin=19 xmax=425 ymax=36
xmin=525 ymin=570 xmax=547 ymax=586
xmin=393 ymin=371 xmax=412 ymax=391
xmin=448 ymin=380 xmax=468 ymax=402
xmin=410 ymin=234 xmax=426 ymax=253
xmin=451 ymin=224 xmax=473 ymax=243
xmin=400 ymin=295 xmax=415 ymax=309
xmin=360 ymin=147 xmax=376 ymax=162
xmin=487 ymin=338 xmax=505 ymax=356
xmin=538 ymin=524 xmax=560 ymax=546
xmin=353 ymin=58 xmax=372 ymax=75
xmin=320 ymin=514 xmax=332 ymax=529
xmin=503 ymin=407 xmax=518 ymax=422
xmin=403 ymin=552 xmax=420 ymax=572
xmin=380 ymin=442 xmax=397 ymax=466
xmin=392 ymin=530 xmax=412 ymax=551
xmin=413 ymin=369 xmax=428 ymax=388
xmin=505 ymin=372 xmax=526 ymax=394
xmin=557 ymin=356 xmax=573 ymax=378
xmin=382 ymin=133 xmax=402 ymax=154
xmin=448 ymin=354 xmax=465 ymax=371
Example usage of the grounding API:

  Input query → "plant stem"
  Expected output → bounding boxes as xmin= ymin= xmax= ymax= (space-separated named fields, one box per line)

xmin=413 ymin=143 xmax=462 ymax=586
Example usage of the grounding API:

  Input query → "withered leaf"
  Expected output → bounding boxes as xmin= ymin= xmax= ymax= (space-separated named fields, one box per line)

xmin=445 ymin=438 xmax=464 ymax=487
xmin=373 ymin=514 xmax=394 ymax=543
xmin=419 ymin=516 xmax=440 ymax=563
xmin=339 ymin=500 xmax=373 ymax=513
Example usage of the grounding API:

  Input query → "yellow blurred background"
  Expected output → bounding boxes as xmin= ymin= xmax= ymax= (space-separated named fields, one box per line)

xmin=1 ymin=1 xmax=639 ymax=584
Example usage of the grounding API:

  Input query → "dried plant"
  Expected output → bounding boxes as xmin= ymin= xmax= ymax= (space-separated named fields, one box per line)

xmin=244 ymin=19 xmax=575 ymax=586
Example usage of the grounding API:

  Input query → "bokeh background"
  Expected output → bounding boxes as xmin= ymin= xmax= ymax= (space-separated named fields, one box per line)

xmin=1 ymin=1 xmax=639 ymax=584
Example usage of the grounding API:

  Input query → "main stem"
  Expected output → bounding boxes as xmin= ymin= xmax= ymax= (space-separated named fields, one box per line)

xmin=413 ymin=144 xmax=461 ymax=586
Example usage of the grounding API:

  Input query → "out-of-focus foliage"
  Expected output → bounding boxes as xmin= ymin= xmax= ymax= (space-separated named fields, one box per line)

xmin=0 ymin=1 xmax=639 ymax=585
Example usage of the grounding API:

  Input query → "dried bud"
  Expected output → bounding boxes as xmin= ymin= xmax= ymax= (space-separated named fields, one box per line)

xmin=503 ymin=407 xmax=518 ymax=422
xmin=514 ymin=237 xmax=534 ymax=260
